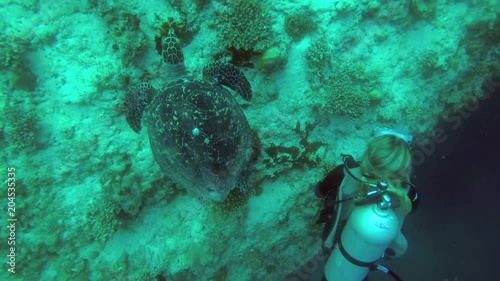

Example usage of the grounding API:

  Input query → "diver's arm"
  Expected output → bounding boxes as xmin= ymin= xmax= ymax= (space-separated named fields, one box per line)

xmin=386 ymin=205 xmax=409 ymax=258
xmin=388 ymin=230 xmax=408 ymax=258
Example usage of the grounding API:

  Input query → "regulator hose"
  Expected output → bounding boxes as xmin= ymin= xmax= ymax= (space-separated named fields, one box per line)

xmin=371 ymin=264 xmax=403 ymax=281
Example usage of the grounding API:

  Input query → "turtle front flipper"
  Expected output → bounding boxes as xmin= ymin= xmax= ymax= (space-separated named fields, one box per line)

xmin=203 ymin=61 xmax=252 ymax=101
xmin=124 ymin=82 xmax=156 ymax=133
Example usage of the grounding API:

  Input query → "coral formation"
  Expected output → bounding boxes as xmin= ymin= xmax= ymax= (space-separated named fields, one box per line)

xmin=284 ymin=10 xmax=317 ymax=41
xmin=153 ymin=16 xmax=200 ymax=54
xmin=409 ymin=0 xmax=437 ymax=20
xmin=254 ymin=46 xmax=288 ymax=72
xmin=99 ymin=154 xmax=144 ymax=216
xmin=84 ymin=196 xmax=122 ymax=243
xmin=440 ymin=12 xmax=500 ymax=113
xmin=417 ymin=49 xmax=442 ymax=79
xmin=168 ymin=0 xmax=209 ymax=12
xmin=322 ymin=74 xmax=371 ymax=118
xmin=217 ymin=0 xmax=274 ymax=60
xmin=305 ymin=39 xmax=378 ymax=118
xmin=305 ymin=38 xmax=334 ymax=82
xmin=0 ymin=23 xmax=45 ymax=91
xmin=368 ymin=89 xmax=384 ymax=105
xmin=3 ymin=94 xmax=40 ymax=153
xmin=107 ymin=11 xmax=147 ymax=65
xmin=89 ymin=1 xmax=147 ymax=66
xmin=0 ymin=32 xmax=28 ymax=70
xmin=212 ymin=189 xmax=249 ymax=216
xmin=363 ymin=1 xmax=411 ymax=26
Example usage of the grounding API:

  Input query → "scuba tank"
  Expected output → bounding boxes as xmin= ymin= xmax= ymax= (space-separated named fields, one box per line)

xmin=324 ymin=194 xmax=398 ymax=281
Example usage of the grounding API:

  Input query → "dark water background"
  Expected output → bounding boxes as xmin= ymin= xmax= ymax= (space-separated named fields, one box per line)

xmin=373 ymin=79 xmax=500 ymax=281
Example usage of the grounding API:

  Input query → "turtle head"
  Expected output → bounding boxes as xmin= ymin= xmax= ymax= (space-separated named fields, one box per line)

xmin=161 ymin=29 xmax=187 ymax=82
xmin=124 ymin=82 xmax=156 ymax=133
xmin=162 ymin=29 xmax=184 ymax=65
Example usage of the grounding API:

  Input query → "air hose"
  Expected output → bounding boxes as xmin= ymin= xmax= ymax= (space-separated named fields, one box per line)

xmin=370 ymin=264 xmax=403 ymax=281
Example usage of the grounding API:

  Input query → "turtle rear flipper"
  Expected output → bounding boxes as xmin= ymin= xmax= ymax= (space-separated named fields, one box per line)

xmin=124 ymin=82 xmax=156 ymax=133
xmin=203 ymin=61 xmax=252 ymax=101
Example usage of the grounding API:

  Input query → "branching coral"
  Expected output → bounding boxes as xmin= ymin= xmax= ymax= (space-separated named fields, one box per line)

xmin=84 ymin=196 xmax=122 ymax=243
xmin=416 ymin=49 xmax=442 ymax=79
xmin=217 ymin=0 xmax=273 ymax=53
xmin=284 ymin=10 xmax=317 ymax=41
xmin=321 ymin=73 xmax=371 ymax=118
xmin=3 ymin=95 xmax=41 ymax=153
xmin=305 ymin=38 xmax=333 ymax=78
xmin=305 ymin=42 xmax=378 ymax=118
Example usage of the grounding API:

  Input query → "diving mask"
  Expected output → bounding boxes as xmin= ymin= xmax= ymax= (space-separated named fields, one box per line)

xmin=372 ymin=127 xmax=413 ymax=148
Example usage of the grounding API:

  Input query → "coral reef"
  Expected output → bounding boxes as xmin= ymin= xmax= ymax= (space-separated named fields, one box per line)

xmin=409 ymin=0 xmax=437 ymax=20
xmin=89 ymin=1 xmax=147 ymax=66
xmin=212 ymin=189 xmax=250 ymax=216
xmin=284 ymin=10 xmax=317 ymax=41
xmin=98 ymin=153 xmax=157 ymax=217
xmin=254 ymin=46 xmax=288 ymax=72
xmin=168 ymin=0 xmax=210 ymax=13
xmin=153 ymin=13 xmax=200 ymax=50
xmin=321 ymin=70 xmax=371 ymax=118
xmin=416 ymin=48 xmax=444 ymax=79
xmin=217 ymin=0 xmax=275 ymax=64
xmin=363 ymin=1 xmax=412 ymax=26
xmin=305 ymin=38 xmax=334 ymax=82
xmin=0 ymin=31 xmax=29 ymax=70
xmin=0 ymin=20 xmax=54 ymax=91
xmin=84 ymin=196 xmax=122 ymax=243
xmin=368 ymin=89 xmax=384 ymax=105
xmin=107 ymin=11 xmax=147 ymax=66
xmin=305 ymin=39 xmax=379 ymax=118
xmin=3 ymin=93 xmax=41 ymax=153
xmin=439 ymin=10 xmax=500 ymax=113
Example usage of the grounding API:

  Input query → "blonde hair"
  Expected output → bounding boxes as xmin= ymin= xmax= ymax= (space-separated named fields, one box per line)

xmin=359 ymin=134 xmax=413 ymax=215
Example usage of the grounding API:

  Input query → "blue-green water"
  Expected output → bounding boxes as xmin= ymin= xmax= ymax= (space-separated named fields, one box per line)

xmin=1 ymin=0 xmax=499 ymax=280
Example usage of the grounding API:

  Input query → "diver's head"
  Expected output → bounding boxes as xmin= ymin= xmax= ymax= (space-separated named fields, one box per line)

xmin=360 ymin=134 xmax=412 ymax=184
xmin=357 ymin=134 xmax=413 ymax=213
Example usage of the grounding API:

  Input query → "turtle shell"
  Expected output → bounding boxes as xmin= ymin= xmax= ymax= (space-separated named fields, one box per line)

xmin=145 ymin=78 xmax=253 ymax=201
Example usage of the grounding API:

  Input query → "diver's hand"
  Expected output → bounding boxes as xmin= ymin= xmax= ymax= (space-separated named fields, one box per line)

xmin=383 ymin=248 xmax=396 ymax=260
xmin=322 ymin=241 xmax=333 ymax=257
xmin=387 ymin=231 xmax=408 ymax=259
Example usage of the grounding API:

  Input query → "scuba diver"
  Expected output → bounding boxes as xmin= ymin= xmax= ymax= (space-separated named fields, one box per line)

xmin=315 ymin=127 xmax=420 ymax=281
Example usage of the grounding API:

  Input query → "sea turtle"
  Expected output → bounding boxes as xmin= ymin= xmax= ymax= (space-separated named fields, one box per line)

xmin=124 ymin=29 xmax=253 ymax=202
